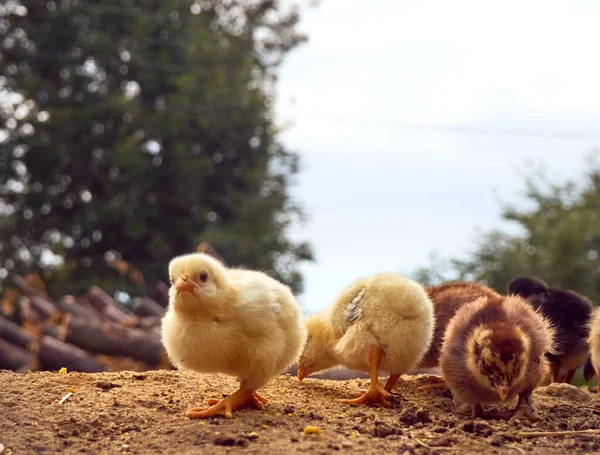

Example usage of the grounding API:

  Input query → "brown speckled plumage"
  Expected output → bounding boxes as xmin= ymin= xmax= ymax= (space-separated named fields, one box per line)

xmin=440 ymin=294 xmax=555 ymax=420
xmin=417 ymin=282 xmax=501 ymax=369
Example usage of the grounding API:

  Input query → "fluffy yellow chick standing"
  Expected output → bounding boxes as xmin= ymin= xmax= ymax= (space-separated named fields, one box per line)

xmin=297 ymin=273 xmax=435 ymax=406
xmin=161 ymin=253 xmax=307 ymax=419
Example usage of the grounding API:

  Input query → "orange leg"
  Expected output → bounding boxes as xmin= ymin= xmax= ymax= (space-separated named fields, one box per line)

xmin=384 ymin=373 xmax=401 ymax=392
xmin=253 ymin=391 xmax=269 ymax=404
xmin=341 ymin=345 xmax=392 ymax=408
xmin=187 ymin=387 xmax=264 ymax=419
xmin=354 ymin=373 xmax=401 ymax=396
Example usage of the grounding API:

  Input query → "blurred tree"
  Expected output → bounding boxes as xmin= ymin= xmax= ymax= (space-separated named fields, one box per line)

xmin=412 ymin=154 xmax=600 ymax=304
xmin=0 ymin=0 xmax=313 ymax=297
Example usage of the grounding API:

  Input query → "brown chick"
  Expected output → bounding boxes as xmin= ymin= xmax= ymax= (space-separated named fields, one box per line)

xmin=508 ymin=276 xmax=593 ymax=384
xmin=418 ymin=281 xmax=501 ymax=369
xmin=439 ymin=294 xmax=555 ymax=421
xmin=414 ymin=282 xmax=501 ymax=391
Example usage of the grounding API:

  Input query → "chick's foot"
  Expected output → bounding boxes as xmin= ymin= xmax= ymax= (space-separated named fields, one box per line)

xmin=187 ymin=388 xmax=264 ymax=419
xmin=253 ymin=391 xmax=269 ymax=404
xmin=510 ymin=391 xmax=541 ymax=422
xmin=417 ymin=376 xmax=448 ymax=392
xmin=341 ymin=383 xmax=393 ymax=408
xmin=471 ymin=403 xmax=510 ymax=420
xmin=205 ymin=391 xmax=268 ymax=406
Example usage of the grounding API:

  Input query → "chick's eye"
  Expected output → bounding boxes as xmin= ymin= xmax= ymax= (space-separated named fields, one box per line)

xmin=199 ymin=272 xmax=208 ymax=283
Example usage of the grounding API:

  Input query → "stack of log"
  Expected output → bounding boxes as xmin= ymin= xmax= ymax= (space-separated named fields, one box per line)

xmin=0 ymin=242 xmax=232 ymax=373
xmin=0 ymin=273 xmax=174 ymax=373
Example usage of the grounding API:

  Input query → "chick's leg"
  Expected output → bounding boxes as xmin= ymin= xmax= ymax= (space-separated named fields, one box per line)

xmin=510 ymin=389 xmax=541 ymax=422
xmin=471 ymin=403 xmax=485 ymax=418
xmin=384 ymin=373 xmax=401 ymax=392
xmin=187 ymin=387 xmax=264 ymax=419
xmin=341 ymin=345 xmax=392 ymax=408
xmin=564 ymin=369 xmax=576 ymax=384
xmin=550 ymin=362 xmax=561 ymax=383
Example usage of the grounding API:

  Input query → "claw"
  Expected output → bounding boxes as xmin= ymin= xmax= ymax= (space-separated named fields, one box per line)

xmin=341 ymin=383 xmax=393 ymax=408
xmin=253 ymin=391 xmax=269 ymax=404
xmin=510 ymin=406 xmax=542 ymax=422
xmin=186 ymin=388 xmax=264 ymax=419
xmin=510 ymin=390 xmax=541 ymax=422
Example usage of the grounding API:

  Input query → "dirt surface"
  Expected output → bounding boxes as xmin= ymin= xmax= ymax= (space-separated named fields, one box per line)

xmin=1 ymin=370 xmax=600 ymax=455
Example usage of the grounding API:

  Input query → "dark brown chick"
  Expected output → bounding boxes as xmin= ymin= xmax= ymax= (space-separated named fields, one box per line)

xmin=508 ymin=276 xmax=593 ymax=384
xmin=440 ymin=294 xmax=555 ymax=421
xmin=417 ymin=282 xmax=501 ymax=369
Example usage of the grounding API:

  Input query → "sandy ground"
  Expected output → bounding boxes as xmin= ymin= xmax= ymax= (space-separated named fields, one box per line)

xmin=1 ymin=369 xmax=600 ymax=455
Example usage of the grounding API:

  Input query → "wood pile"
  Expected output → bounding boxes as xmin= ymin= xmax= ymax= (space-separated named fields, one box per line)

xmin=0 ymin=242 xmax=230 ymax=373
xmin=0 ymin=272 xmax=174 ymax=373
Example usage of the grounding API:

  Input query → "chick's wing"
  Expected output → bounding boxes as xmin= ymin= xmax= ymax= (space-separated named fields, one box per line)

xmin=227 ymin=270 xmax=291 ymax=333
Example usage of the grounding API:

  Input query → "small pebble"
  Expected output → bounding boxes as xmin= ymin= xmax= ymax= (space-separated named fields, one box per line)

xmin=213 ymin=436 xmax=248 ymax=447
xmin=96 ymin=381 xmax=121 ymax=391
xmin=429 ymin=438 xmax=452 ymax=447
xmin=341 ymin=441 xmax=353 ymax=449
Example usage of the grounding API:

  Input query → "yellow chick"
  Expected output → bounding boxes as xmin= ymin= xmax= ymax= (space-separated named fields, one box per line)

xmin=161 ymin=253 xmax=307 ymax=419
xmin=588 ymin=307 xmax=600 ymax=381
xmin=297 ymin=273 xmax=435 ymax=407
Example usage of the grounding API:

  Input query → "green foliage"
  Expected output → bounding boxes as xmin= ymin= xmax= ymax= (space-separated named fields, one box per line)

xmin=0 ymin=0 xmax=313 ymax=296
xmin=414 ymin=153 xmax=600 ymax=303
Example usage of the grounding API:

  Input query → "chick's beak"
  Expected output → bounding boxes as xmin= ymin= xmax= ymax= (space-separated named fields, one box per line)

xmin=297 ymin=364 xmax=309 ymax=382
xmin=496 ymin=384 xmax=509 ymax=401
xmin=175 ymin=272 xmax=195 ymax=294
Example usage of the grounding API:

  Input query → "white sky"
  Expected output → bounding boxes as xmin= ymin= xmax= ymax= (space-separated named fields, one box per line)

xmin=274 ymin=0 xmax=600 ymax=313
